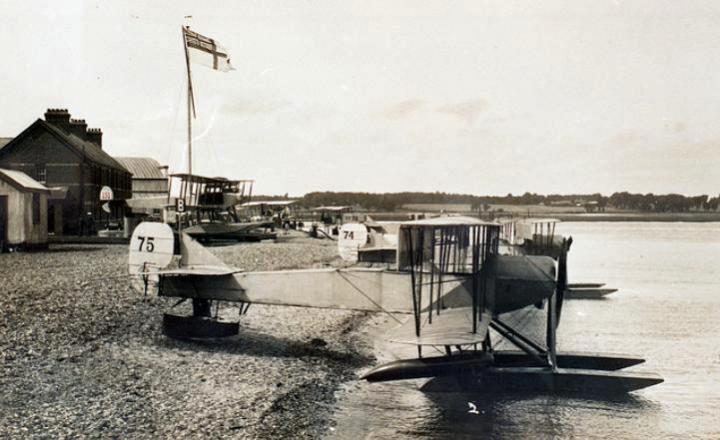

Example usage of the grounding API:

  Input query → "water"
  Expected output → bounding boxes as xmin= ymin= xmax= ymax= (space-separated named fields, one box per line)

xmin=329 ymin=222 xmax=720 ymax=439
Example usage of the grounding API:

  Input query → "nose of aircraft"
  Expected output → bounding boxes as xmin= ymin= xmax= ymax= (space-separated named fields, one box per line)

xmin=487 ymin=255 xmax=557 ymax=314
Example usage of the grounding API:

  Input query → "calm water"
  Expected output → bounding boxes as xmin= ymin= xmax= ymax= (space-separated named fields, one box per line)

xmin=329 ymin=222 xmax=720 ymax=439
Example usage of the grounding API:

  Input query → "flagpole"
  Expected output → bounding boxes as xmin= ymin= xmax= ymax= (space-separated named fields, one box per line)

xmin=181 ymin=25 xmax=196 ymax=175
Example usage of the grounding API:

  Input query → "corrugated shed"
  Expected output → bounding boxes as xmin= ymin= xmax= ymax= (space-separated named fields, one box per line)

xmin=0 ymin=168 xmax=50 ymax=193
xmin=115 ymin=157 xmax=166 ymax=179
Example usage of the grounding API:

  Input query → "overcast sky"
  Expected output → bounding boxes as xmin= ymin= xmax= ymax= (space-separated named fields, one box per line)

xmin=1 ymin=1 xmax=719 ymax=196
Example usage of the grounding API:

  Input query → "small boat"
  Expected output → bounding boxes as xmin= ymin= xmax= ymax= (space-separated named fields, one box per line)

xmin=565 ymin=287 xmax=618 ymax=299
xmin=568 ymin=282 xmax=605 ymax=288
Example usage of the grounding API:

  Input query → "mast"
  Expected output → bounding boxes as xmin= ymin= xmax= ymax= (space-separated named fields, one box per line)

xmin=183 ymin=25 xmax=210 ymax=318
xmin=181 ymin=25 xmax=197 ymax=174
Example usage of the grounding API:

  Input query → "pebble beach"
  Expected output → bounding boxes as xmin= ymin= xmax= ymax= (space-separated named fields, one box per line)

xmin=0 ymin=234 xmax=380 ymax=438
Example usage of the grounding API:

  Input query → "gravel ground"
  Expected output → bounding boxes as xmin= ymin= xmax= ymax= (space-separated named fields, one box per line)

xmin=0 ymin=234 xmax=377 ymax=438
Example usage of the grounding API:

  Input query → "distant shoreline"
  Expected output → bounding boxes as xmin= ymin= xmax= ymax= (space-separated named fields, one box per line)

xmin=367 ymin=210 xmax=720 ymax=223
xmin=549 ymin=212 xmax=720 ymax=222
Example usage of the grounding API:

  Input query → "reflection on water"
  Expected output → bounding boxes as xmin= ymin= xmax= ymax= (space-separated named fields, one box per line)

xmin=329 ymin=222 xmax=720 ymax=439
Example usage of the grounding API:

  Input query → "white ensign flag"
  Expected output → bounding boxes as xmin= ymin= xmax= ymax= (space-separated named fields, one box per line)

xmin=183 ymin=27 xmax=235 ymax=72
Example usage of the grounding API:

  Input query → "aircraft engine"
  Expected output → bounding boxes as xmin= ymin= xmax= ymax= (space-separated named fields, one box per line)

xmin=487 ymin=255 xmax=557 ymax=314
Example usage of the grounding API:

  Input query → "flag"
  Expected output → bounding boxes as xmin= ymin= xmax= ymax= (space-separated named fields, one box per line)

xmin=183 ymin=27 xmax=235 ymax=72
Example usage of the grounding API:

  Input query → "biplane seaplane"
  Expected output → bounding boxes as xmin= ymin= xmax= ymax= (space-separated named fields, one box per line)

xmin=497 ymin=217 xmax=618 ymax=299
xmin=129 ymin=215 xmax=661 ymax=394
xmin=125 ymin=173 xmax=275 ymax=242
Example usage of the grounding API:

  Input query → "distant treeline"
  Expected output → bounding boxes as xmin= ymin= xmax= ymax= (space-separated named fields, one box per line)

xmin=607 ymin=192 xmax=719 ymax=212
xmin=253 ymin=191 xmax=720 ymax=213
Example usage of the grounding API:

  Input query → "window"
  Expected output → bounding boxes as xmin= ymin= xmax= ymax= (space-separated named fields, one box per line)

xmin=35 ymin=165 xmax=46 ymax=184
xmin=32 ymin=193 xmax=41 ymax=225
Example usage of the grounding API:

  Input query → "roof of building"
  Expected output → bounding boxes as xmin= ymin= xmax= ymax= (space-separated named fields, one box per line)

xmin=400 ymin=203 xmax=474 ymax=212
xmin=115 ymin=157 xmax=166 ymax=179
xmin=0 ymin=168 xmax=50 ymax=193
xmin=41 ymin=120 xmax=128 ymax=172
xmin=0 ymin=138 xmax=13 ymax=149
xmin=0 ymin=119 xmax=128 ymax=173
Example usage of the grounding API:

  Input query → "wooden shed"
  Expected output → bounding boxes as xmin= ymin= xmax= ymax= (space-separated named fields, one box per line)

xmin=0 ymin=168 xmax=50 ymax=251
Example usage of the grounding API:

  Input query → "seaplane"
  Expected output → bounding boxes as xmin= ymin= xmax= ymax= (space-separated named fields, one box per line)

xmin=128 ymin=25 xmax=657 ymax=394
xmin=497 ymin=217 xmax=618 ymax=299
xmin=129 ymin=214 xmax=661 ymax=395
xmin=125 ymin=173 xmax=275 ymax=242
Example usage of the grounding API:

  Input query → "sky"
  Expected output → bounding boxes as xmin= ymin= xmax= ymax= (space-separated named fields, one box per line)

xmin=1 ymin=0 xmax=719 ymax=196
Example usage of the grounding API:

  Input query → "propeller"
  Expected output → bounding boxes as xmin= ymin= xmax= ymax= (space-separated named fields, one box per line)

xmin=545 ymin=236 xmax=570 ymax=369
xmin=555 ymin=237 xmax=569 ymax=325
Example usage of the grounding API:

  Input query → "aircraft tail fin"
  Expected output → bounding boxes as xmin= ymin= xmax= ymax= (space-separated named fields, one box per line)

xmin=179 ymin=232 xmax=232 ymax=270
xmin=337 ymin=223 xmax=369 ymax=263
xmin=128 ymin=222 xmax=175 ymax=275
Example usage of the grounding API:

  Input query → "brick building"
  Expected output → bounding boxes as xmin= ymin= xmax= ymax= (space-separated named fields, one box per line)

xmin=0 ymin=109 xmax=131 ymax=235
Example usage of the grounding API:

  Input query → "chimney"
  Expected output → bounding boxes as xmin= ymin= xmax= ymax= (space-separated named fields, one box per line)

xmin=86 ymin=128 xmax=103 ymax=148
xmin=68 ymin=119 xmax=88 ymax=139
xmin=44 ymin=108 xmax=71 ymax=131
